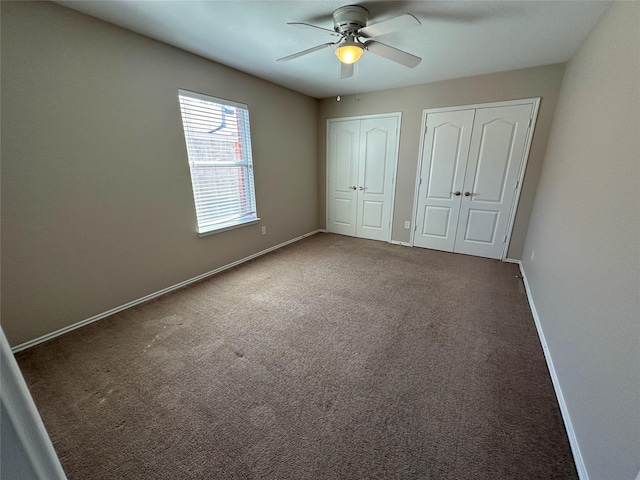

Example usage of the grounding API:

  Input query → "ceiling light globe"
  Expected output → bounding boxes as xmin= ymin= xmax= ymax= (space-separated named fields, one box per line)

xmin=335 ymin=43 xmax=364 ymax=64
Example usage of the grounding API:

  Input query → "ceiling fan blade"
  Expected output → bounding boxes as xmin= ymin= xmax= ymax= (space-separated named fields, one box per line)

xmin=341 ymin=62 xmax=354 ymax=79
xmin=358 ymin=13 xmax=420 ymax=38
xmin=287 ymin=22 xmax=340 ymax=37
xmin=364 ymin=40 xmax=421 ymax=68
xmin=277 ymin=42 xmax=336 ymax=62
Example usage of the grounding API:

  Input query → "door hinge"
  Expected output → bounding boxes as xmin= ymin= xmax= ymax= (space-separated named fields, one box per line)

xmin=503 ymin=235 xmax=507 ymax=243
xmin=414 ymin=224 xmax=417 ymax=232
xmin=514 ymin=180 xmax=519 ymax=190
xmin=528 ymin=118 xmax=532 ymax=128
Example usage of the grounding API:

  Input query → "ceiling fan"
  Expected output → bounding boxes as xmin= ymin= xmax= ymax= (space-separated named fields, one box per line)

xmin=277 ymin=5 xmax=422 ymax=79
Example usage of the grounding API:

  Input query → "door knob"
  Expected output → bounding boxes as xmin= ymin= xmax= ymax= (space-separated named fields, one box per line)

xmin=465 ymin=192 xmax=478 ymax=197
xmin=349 ymin=186 xmax=356 ymax=190
xmin=359 ymin=186 xmax=366 ymax=191
xmin=451 ymin=191 xmax=461 ymax=196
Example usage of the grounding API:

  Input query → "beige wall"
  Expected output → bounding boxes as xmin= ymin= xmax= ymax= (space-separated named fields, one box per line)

xmin=521 ymin=2 xmax=639 ymax=479
xmin=1 ymin=2 xmax=318 ymax=346
xmin=318 ymin=64 xmax=565 ymax=258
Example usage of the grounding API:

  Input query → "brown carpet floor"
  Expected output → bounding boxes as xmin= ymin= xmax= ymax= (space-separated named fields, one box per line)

xmin=16 ymin=233 xmax=577 ymax=479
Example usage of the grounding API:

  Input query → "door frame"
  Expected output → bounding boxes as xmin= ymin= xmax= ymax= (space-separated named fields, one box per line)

xmin=326 ymin=112 xmax=402 ymax=243
xmin=409 ymin=98 xmax=541 ymax=260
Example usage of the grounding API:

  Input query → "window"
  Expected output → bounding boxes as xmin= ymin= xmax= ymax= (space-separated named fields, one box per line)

xmin=178 ymin=89 xmax=258 ymax=235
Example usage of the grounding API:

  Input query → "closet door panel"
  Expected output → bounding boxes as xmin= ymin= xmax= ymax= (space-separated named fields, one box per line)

xmin=413 ymin=110 xmax=475 ymax=251
xmin=356 ymin=117 xmax=399 ymax=241
xmin=361 ymin=201 xmax=384 ymax=229
xmin=454 ymin=104 xmax=533 ymax=259
xmin=327 ymin=120 xmax=360 ymax=236
xmin=362 ymin=128 xmax=387 ymax=194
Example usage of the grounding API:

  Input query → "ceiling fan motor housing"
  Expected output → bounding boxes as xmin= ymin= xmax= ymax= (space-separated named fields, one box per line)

xmin=332 ymin=5 xmax=369 ymax=35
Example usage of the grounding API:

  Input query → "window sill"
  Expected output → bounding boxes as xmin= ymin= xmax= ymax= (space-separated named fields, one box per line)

xmin=197 ymin=217 xmax=261 ymax=237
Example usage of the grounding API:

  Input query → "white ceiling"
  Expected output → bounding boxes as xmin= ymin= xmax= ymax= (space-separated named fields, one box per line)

xmin=56 ymin=1 xmax=611 ymax=99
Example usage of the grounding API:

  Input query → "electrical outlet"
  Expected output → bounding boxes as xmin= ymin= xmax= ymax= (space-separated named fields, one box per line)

xmin=404 ymin=221 xmax=411 ymax=229
xmin=261 ymin=226 xmax=267 ymax=235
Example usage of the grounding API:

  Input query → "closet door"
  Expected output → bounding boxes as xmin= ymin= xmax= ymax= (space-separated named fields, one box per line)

xmin=413 ymin=110 xmax=475 ymax=251
xmin=327 ymin=115 xmax=399 ymax=242
xmin=453 ymin=104 xmax=533 ymax=259
xmin=356 ymin=117 xmax=399 ymax=241
xmin=327 ymin=120 xmax=360 ymax=237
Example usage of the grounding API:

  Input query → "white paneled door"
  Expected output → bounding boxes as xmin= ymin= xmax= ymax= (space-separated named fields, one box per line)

xmin=327 ymin=115 xmax=399 ymax=242
xmin=413 ymin=110 xmax=475 ymax=252
xmin=414 ymin=101 xmax=536 ymax=259
xmin=327 ymin=119 xmax=359 ymax=237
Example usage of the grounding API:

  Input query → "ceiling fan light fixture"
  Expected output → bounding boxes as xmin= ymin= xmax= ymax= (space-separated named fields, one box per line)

xmin=335 ymin=38 xmax=364 ymax=64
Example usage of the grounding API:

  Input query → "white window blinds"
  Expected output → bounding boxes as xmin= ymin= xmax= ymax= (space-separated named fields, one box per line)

xmin=178 ymin=89 xmax=257 ymax=234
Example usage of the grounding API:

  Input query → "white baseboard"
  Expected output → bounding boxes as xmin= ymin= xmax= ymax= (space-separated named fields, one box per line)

xmin=11 ymin=230 xmax=322 ymax=353
xmin=516 ymin=260 xmax=589 ymax=480
xmin=503 ymin=257 xmax=520 ymax=264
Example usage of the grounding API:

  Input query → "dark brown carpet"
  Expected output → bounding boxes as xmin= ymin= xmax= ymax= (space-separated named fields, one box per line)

xmin=15 ymin=233 xmax=577 ymax=479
